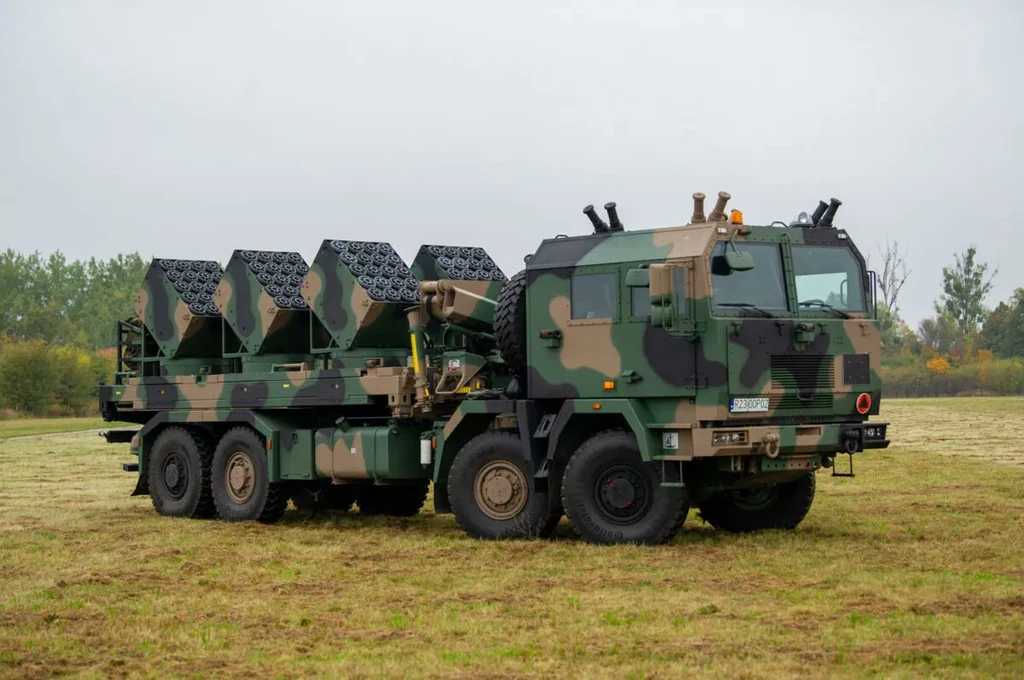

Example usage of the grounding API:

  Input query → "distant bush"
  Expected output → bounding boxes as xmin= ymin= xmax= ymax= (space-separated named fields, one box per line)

xmin=882 ymin=357 xmax=1024 ymax=397
xmin=0 ymin=339 xmax=114 ymax=416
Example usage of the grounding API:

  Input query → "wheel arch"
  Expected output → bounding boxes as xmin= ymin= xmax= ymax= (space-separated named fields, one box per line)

xmin=433 ymin=406 xmax=507 ymax=485
xmin=546 ymin=399 xmax=659 ymax=463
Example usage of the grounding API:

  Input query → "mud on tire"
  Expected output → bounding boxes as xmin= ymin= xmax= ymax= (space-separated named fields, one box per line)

xmin=698 ymin=472 xmax=816 ymax=533
xmin=448 ymin=431 xmax=556 ymax=539
xmin=561 ymin=430 xmax=689 ymax=545
xmin=148 ymin=426 xmax=216 ymax=519
xmin=211 ymin=427 xmax=286 ymax=524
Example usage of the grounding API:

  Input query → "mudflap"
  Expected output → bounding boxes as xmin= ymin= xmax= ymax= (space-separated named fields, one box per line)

xmin=433 ymin=482 xmax=452 ymax=514
xmin=130 ymin=472 xmax=149 ymax=497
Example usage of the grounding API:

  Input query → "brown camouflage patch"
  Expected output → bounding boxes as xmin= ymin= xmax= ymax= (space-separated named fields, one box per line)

xmin=301 ymin=269 xmax=323 ymax=308
xmin=652 ymin=224 xmax=715 ymax=260
xmin=549 ymin=295 xmax=621 ymax=379
xmin=173 ymin=298 xmax=193 ymax=341
xmin=257 ymin=289 xmax=279 ymax=338
xmin=315 ymin=430 xmax=370 ymax=480
xmin=213 ymin=279 xmax=232 ymax=316
xmin=133 ymin=287 xmax=149 ymax=321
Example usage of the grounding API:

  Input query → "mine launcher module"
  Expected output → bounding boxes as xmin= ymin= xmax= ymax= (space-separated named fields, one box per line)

xmin=99 ymin=239 xmax=511 ymax=521
xmin=408 ymin=244 xmax=509 ymax=411
xmin=101 ymin=192 xmax=889 ymax=544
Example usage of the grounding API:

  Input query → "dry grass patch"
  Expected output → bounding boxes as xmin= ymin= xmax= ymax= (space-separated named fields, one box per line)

xmin=883 ymin=396 xmax=1024 ymax=467
xmin=0 ymin=398 xmax=1022 ymax=677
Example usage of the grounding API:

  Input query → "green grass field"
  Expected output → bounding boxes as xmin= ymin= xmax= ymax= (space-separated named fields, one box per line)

xmin=0 ymin=398 xmax=1022 ymax=677
xmin=0 ymin=417 xmax=131 ymax=441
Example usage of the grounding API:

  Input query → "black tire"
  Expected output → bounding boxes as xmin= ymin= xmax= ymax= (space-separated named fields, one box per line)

xmin=561 ymin=430 xmax=689 ymax=545
xmin=495 ymin=270 xmax=527 ymax=376
xmin=448 ymin=431 xmax=553 ymax=539
xmin=211 ymin=427 xmax=286 ymax=524
xmin=290 ymin=482 xmax=356 ymax=513
xmin=698 ymin=473 xmax=816 ymax=533
xmin=148 ymin=426 xmax=215 ymax=519
xmin=356 ymin=482 xmax=429 ymax=517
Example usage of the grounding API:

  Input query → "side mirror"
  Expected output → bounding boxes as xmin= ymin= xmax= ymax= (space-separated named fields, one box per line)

xmin=724 ymin=250 xmax=755 ymax=272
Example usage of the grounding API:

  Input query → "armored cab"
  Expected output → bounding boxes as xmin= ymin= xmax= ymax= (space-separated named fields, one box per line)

xmin=302 ymin=239 xmax=419 ymax=352
xmin=133 ymin=258 xmax=224 ymax=359
xmin=214 ymin=249 xmax=310 ymax=355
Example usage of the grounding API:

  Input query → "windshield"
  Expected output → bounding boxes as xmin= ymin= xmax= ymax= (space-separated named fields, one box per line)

xmin=791 ymin=245 xmax=865 ymax=312
xmin=710 ymin=242 xmax=788 ymax=312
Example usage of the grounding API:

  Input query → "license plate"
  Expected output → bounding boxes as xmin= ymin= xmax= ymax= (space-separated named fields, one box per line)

xmin=729 ymin=397 xmax=769 ymax=413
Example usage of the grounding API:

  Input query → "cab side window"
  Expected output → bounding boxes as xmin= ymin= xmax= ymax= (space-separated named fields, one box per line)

xmin=571 ymin=273 xmax=616 ymax=320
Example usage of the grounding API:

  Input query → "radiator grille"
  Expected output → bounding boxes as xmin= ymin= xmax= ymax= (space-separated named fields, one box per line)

xmin=770 ymin=355 xmax=835 ymax=391
xmin=770 ymin=393 xmax=834 ymax=410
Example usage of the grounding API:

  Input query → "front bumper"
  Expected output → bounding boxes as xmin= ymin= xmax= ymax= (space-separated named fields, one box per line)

xmin=686 ymin=421 xmax=890 ymax=458
xmin=842 ymin=422 xmax=890 ymax=451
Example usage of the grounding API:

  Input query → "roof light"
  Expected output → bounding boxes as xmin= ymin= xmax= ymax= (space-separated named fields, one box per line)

xmin=796 ymin=211 xmax=810 ymax=225
xmin=730 ymin=209 xmax=744 ymax=225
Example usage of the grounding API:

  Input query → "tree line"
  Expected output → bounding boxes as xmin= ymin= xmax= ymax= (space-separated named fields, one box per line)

xmin=0 ymin=250 xmax=149 ymax=349
xmin=873 ymin=242 xmax=1023 ymax=396
xmin=0 ymin=249 xmax=148 ymax=415
xmin=0 ymin=244 xmax=1021 ymax=416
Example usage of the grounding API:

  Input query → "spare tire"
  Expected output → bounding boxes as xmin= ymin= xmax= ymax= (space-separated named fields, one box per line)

xmin=495 ymin=269 xmax=527 ymax=377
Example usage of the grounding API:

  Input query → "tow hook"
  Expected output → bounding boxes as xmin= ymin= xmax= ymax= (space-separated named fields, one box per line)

xmin=834 ymin=432 xmax=860 ymax=478
xmin=760 ymin=433 xmax=780 ymax=458
xmin=843 ymin=433 xmax=860 ymax=454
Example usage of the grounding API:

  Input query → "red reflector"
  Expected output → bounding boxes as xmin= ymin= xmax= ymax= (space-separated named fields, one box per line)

xmin=856 ymin=393 xmax=872 ymax=414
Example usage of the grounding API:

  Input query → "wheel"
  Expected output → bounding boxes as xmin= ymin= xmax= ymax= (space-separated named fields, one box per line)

xmin=148 ymin=426 xmax=215 ymax=518
xmin=290 ymin=482 xmax=356 ymax=513
xmin=495 ymin=270 xmax=527 ymax=376
xmin=561 ymin=430 xmax=689 ymax=545
xmin=211 ymin=427 xmax=287 ymax=524
xmin=448 ymin=431 xmax=554 ymax=539
xmin=356 ymin=482 xmax=429 ymax=516
xmin=698 ymin=473 xmax=816 ymax=533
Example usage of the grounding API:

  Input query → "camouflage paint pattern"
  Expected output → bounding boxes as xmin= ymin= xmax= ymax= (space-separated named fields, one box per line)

xmin=215 ymin=250 xmax=310 ymax=354
xmin=103 ymin=203 xmax=888 ymax=498
xmin=521 ymin=219 xmax=884 ymax=461
xmin=134 ymin=259 xmax=223 ymax=358
xmin=303 ymin=239 xmax=417 ymax=350
xmin=413 ymin=244 xmax=506 ymax=337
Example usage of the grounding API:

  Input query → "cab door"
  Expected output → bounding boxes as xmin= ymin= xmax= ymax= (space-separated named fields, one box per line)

xmin=527 ymin=265 xmax=622 ymax=399
xmin=632 ymin=261 xmax=698 ymax=395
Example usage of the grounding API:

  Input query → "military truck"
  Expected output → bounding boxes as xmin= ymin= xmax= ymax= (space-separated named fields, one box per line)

xmin=99 ymin=191 xmax=889 ymax=544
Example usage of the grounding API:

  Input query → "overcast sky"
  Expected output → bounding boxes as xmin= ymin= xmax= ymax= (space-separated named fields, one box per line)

xmin=1 ymin=1 xmax=1020 ymax=324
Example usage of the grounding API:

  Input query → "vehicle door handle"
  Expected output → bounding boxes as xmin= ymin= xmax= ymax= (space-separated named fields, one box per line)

xmin=539 ymin=329 xmax=562 ymax=348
